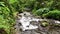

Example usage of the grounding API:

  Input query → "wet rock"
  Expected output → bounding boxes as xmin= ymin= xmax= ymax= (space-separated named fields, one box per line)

xmin=15 ymin=12 xmax=60 ymax=34
xmin=21 ymin=31 xmax=31 ymax=34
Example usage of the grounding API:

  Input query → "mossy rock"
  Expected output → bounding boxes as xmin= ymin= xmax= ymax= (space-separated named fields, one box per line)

xmin=41 ymin=21 xmax=49 ymax=27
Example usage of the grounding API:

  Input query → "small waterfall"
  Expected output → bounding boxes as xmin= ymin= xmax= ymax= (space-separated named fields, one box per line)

xmin=17 ymin=12 xmax=40 ymax=31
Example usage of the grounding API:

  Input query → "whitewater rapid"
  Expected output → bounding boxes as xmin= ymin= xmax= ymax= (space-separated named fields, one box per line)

xmin=18 ymin=12 xmax=40 ymax=31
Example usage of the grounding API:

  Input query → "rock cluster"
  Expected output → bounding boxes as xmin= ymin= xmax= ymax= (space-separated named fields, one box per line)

xmin=15 ymin=12 xmax=60 ymax=34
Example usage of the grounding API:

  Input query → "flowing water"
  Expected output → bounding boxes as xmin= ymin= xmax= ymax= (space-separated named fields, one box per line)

xmin=15 ymin=12 xmax=60 ymax=34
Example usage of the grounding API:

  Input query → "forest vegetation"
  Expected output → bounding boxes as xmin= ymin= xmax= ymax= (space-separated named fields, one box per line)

xmin=0 ymin=0 xmax=60 ymax=34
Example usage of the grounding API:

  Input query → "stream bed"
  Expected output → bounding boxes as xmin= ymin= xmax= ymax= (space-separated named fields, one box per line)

xmin=14 ymin=12 xmax=60 ymax=34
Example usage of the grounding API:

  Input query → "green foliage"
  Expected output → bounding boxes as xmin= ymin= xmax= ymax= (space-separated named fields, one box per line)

xmin=0 ymin=2 xmax=15 ymax=34
xmin=33 ymin=8 xmax=49 ymax=16
xmin=0 ymin=2 xmax=5 ymax=7
xmin=9 ymin=0 xmax=17 ymax=4
xmin=43 ymin=10 xmax=60 ymax=20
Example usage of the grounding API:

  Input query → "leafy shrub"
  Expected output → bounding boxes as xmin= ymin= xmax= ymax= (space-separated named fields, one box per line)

xmin=33 ymin=8 xmax=49 ymax=16
xmin=0 ymin=2 xmax=15 ymax=34
xmin=43 ymin=10 xmax=60 ymax=20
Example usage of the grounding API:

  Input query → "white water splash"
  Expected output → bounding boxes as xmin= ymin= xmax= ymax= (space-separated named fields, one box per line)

xmin=18 ymin=12 xmax=40 ymax=31
xmin=55 ymin=20 xmax=60 ymax=24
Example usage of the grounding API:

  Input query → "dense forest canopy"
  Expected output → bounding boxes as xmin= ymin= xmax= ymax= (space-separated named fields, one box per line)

xmin=0 ymin=0 xmax=60 ymax=34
